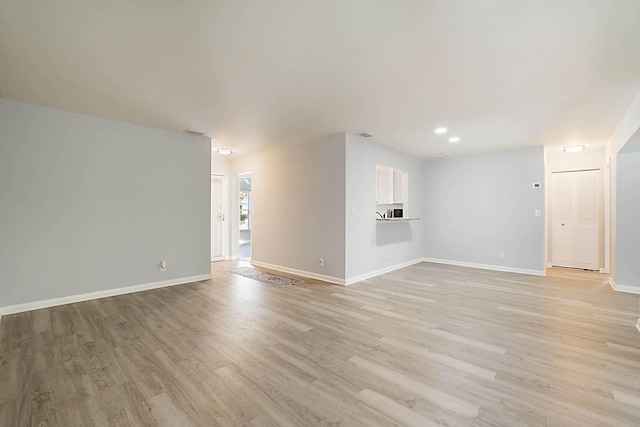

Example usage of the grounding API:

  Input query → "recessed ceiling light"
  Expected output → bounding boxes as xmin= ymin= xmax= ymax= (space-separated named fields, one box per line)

xmin=434 ymin=127 xmax=448 ymax=134
xmin=448 ymin=137 xmax=460 ymax=143
xmin=563 ymin=145 xmax=586 ymax=153
xmin=216 ymin=147 xmax=234 ymax=155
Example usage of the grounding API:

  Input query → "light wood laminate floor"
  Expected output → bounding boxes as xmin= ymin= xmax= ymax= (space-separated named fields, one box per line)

xmin=1 ymin=262 xmax=640 ymax=426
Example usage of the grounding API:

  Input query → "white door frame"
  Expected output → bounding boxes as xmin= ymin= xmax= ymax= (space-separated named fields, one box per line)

xmin=549 ymin=169 xmax=602 ymax=271
xmin=211 ymin=173 xmax=228 ymax=262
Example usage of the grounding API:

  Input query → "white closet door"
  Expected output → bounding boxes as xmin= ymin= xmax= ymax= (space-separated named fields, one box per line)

xmin=211 ymin=175 xmax=225 ymax=261
xmin=550 ymin=170 xmax=600 ymax=270
xmin=550 ymin=173 xmax=574 ymax=268
xmin=574 ymin=171 xmax=599 ymax=270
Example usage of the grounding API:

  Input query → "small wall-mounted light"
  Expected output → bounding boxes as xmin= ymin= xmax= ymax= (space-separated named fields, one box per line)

xmin=563 ymin=145 xmax=586 ymax=153
xmin=216 ymin=147 xmax=234 ymax=155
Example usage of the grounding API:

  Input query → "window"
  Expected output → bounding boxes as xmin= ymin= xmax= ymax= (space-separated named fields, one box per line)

xmin=239 ymin=190 xmax=250 ymax=230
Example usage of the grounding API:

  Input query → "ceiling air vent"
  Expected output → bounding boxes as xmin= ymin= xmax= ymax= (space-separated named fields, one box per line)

xmin=358 ymin=132 xmax=373 ymax=138
xmin=183 ymin=129 xmax=206 ymax=136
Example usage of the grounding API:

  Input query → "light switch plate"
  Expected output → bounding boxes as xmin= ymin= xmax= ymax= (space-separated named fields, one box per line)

xmin=535 ymin=209 xmax=541 ymax=217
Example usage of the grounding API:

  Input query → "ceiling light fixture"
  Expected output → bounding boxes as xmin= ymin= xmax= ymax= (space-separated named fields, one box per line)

xmin=216 ymin=147 xmax=234 ymax=155
xmin=448 ymin=137 xmax=460 ymax=143
xmin=563 ymin=145 xmax=586 ymax=153
xmin=434 ymin=127 xmax=448 ymax=134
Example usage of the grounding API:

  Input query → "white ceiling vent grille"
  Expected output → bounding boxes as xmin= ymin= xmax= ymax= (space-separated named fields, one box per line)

xmin=183 ymin=129 xmax=206 ymax=136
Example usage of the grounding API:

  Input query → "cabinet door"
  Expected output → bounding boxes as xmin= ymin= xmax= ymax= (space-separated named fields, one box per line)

xmin=376 ymin=166 xmax=393 ymax=204
xmin=393 ymin=170 xmax=403 ymax=203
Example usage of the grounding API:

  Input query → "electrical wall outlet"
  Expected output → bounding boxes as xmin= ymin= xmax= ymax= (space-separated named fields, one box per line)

xmin=319 ymin=258 xmax=325 ymax=267
xmin=160 ymin=260 xmax=167 ymax=271
xmin=387 ymin=251 xmax=391 ymax=260
xmin=498 ymin=252 xmax=505 ymax=260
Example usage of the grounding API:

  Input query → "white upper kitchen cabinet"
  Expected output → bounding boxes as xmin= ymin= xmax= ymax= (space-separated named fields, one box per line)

xmin=393 ymin=169 xmax=404 ymax=203
xmin=376 ymin=166 xmax=394 ymax=204
xmin=376 ymin=166 xmax=405 ymax=204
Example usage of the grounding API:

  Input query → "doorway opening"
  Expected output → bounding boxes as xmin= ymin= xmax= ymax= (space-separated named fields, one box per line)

xmin=239 ymin=173 xmax=252 ymax=261
xmin=211 ymin=174 xmax=228 ymax=262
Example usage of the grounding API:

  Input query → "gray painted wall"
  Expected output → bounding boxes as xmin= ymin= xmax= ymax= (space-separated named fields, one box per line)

xmin=231 ymin=133 xmax=346 ymax=279
xmin=0 ymin=99 xmax=211 ymax=308
xmin=345 ymin=133 xmax=424 ymax=279
xmin=615 ymin=152 xmax=640 ymax=292
xmin=422 ymin=146 xmax=545 ymax=273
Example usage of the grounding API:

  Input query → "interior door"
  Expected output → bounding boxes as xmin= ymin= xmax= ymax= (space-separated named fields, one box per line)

xmin=211 ymin=174 xmax=226 ymax=261
xmin=550 ymin=170 xmax=600 ymax=270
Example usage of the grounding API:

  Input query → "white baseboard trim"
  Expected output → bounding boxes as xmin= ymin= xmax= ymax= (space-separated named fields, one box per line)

xmin=252 ymin=258 xmax=429 ymax=287
xmin=225 ymin=254 xmax=240 ymax=260
xmin=0 ymin=274 xmax=212 ymax=316
xmin=345 ymin=258 xmax=425 ymax=285
xmin=608 ymin=277 xmax=640 ymax=294
xmin=422 ymin=258 xmax=546 ymax=276
xmin=250 ymin=257 xmax=546 ymax=286
xmin=636 ymin=320 xmax=640 ymax=334
xmin=250 ymin=260 xmax=346 ymax=285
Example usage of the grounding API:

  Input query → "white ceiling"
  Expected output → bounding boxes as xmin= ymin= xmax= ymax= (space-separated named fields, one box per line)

xmin=1 ymin=0 xmax=639 ymax=158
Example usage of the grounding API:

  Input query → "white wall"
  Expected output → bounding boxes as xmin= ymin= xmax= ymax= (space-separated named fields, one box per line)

xmin=230 ymin=133 xmax=346 ymax=281
xmin=211 ymin=153 xmax=231 ymax=177
xmin=422 ymin=146 xmax=545 ymax=274
xmin=345 ymin=133 xmax=424 ymax=281
xmin=545 ymin=145 xmax=606 ymax=172
xmin=610 ymin=91 xmax=640 ymax=155
xmin=0 ymin=99 xmax=211 ymax=311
